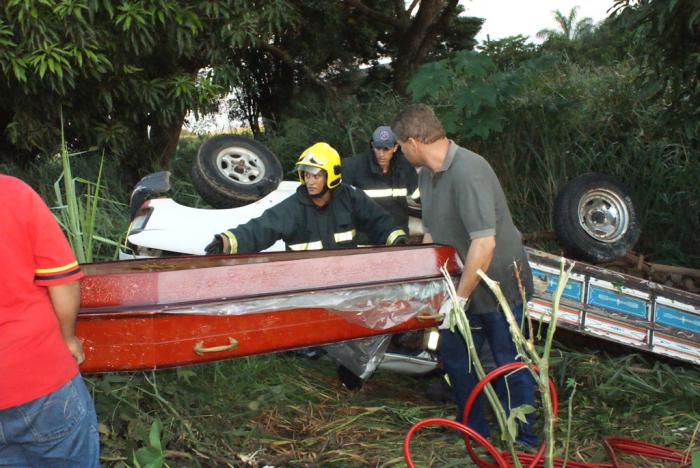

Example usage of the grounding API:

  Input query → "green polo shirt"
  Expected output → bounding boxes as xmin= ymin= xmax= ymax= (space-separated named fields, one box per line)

xmin=420 ymin=141 xmax=533 ymax=314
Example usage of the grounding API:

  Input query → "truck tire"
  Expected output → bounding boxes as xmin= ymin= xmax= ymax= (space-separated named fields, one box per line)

xmin=553 ymin=173 xmax=640 ymax=264
xmin=191 ymin=135 xmax=282 ymax=208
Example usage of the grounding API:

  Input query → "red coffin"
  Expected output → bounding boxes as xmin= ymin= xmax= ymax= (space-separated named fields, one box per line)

xmin=77 ymin=245 xmax=461 ymax=373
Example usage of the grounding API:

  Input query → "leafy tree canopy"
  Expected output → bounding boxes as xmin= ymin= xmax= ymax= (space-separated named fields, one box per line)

xmin=536 ymin=6 xmax=595 ymax=41
xmin=228 ymin=0 xmax=483 ymax=135
xmin=478 ymin=35 xmax=538 ymax=70
xmin=0 ymin=0 xmax=298 ymax=179
xmin=408 ymin=50 xmax=526 ymax=139
xmin=0 ymin=0 xmax=482 ymax=178
xmin=611 ymin=0 xmax=700 ymax=142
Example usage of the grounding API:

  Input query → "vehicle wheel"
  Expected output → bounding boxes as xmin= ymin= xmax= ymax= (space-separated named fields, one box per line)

xmin=553 ymin=173 xmax=640 ymax=263
xmin=191 ymin=135 xmax=283 ymax=208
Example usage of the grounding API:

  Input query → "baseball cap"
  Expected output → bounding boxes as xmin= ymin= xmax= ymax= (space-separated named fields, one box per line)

xmin=371 ymin=126 xmax=396 ymax=148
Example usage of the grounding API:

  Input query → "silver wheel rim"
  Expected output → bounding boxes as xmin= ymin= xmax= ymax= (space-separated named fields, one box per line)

xmin=215 ymin=146 xmax=265 ymax=185
xmin=577 ymin=188 xmax=629 ymax=243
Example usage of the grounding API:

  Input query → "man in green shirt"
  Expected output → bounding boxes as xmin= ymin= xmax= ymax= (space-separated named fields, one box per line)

xmin=392 ymin=104 xmax=537 ymax=446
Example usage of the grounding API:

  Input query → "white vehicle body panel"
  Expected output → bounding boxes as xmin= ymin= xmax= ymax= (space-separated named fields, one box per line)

xmin=123 ymin=180 xmax=424 ymax=259
xmin=377 ymin=352 xmax=439 ymax=376
xmin=124 ymin=181 xmax=300 ymax=258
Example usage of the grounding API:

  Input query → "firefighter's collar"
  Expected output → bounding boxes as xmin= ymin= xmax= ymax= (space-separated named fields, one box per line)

xmin=297 ymin=184 xmax=331 ymax=208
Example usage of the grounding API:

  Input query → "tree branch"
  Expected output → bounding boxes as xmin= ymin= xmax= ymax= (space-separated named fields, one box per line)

xmin=407 ymin=0 xmax=420 ymax=16
xmin=392 ymin=0 xmax=448 ymax=91
xmin=413 ymin=0 xmax=458 ymax=67
xmin=262 ymin=43 xmax=347 ymax=129
xmin=263 ymin=44 xmax=324 ymax=88
xmin=343 ymin=0 xmax=402 ymax=27
xmin=393 ymin=0 xmax=408 ymax=22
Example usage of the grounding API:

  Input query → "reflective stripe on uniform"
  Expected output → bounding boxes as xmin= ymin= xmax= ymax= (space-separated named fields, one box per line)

xmin=288 ymin=240 xmax=323 ymax=251
xmin=364 ymin=188 xmax=408 ymax=198
xmin=334 ymin=229 xmax=356 ymax=243
xmin=410 ymin=187 xmax=420 ymax=199
xmin=223 ymin=231 xmax=238 ymax=254
xmin=386 ymin=229 xmax=407 ymax=245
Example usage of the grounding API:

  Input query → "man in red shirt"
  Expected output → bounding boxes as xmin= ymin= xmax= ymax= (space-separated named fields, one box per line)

xmin=0 ymin=175 xmax=100 ymax=466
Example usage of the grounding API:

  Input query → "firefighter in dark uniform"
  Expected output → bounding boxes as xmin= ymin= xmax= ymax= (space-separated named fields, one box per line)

xmin=204 ymin=142 xmax=408 ymax=255
xmin=342 ymin=126 xmax=419 ymax=237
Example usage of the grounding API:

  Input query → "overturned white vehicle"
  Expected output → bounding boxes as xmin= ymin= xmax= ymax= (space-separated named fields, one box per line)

xmin=122 ymin=135 xmax=690 ymax=389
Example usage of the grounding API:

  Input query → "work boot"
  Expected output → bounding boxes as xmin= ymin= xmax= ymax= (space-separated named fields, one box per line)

xmin=337 ymin=364 xmax=363 ymax=391
xmin=425 ymin=377 xmax=454 ymax=404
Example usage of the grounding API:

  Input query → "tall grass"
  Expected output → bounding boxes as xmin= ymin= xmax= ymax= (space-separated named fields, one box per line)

xmin=52 ymin=119 xmax=105 ymax=263
xmin=2 ymin=140 xmax=132 ymax=262
xmin=86 ymin=349 xmax=699 ymax=467
xmin=52 ymin=139 xmax=127 ymax=262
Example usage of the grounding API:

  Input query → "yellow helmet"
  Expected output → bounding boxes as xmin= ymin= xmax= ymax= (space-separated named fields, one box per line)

xmin=295 ymin=142 xmax=342 ymax=189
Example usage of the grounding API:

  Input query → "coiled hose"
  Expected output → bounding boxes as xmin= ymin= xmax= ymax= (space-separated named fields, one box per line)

xmin=403 ymin=362 xmax=690 ymax=467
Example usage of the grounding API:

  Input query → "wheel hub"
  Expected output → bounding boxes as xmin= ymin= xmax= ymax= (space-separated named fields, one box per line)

xmin=216 ymin=147 xmax=266 ymax=185
xmin=577 ymin=189 xmax=629 ymax=243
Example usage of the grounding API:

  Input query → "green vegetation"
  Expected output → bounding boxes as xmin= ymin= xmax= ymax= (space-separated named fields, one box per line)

xmin=0 ymin=0 xmax=478 ymax=182
xmin=259 ymin=56 xmax=698 ymax=267
xmin=612 ymin=0 xmax=700 ymax=141
xmin=2 ymin=1 xmax=699 ymax=466
xmin=536 ymin=6 xmax=595 ymax=41
xmin=256 ymin=6 xmax=699 ymax=268
xmin=2 ymin=1 xmax=698 ymax=265
xmin=85 ymin=346 xmax=698 ymax=467
xmin=6 ymin=138 xmax=695 ymax=466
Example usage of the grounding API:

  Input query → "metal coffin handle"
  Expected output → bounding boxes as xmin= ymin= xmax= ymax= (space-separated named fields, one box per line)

xmin=416 ymin=313 xmax=443 ymax=321
xmin=193 ymin=337 xmax=238 ymax=356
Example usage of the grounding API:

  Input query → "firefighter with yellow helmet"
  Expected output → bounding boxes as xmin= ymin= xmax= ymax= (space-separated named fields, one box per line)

xmin=204 ymin=142 xmax=408 ymax=255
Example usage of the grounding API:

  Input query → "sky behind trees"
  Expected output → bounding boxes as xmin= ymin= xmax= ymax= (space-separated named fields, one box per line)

xmin=187 ymin=0 xmax=617 ymax=133
xmin=462 ymin=0 xmax=614 ymax=43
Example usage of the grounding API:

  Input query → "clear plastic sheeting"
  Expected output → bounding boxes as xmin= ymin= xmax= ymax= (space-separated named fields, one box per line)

xmin=323 ymin=335 xmax=392 ymax=380
xmin=165 ymin=279 xmax=446 ymax=331
xmin=163 ymin=279 xmax=446 ymax=381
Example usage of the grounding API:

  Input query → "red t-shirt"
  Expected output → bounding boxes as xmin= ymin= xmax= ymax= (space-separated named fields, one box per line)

xmin=0 ymin=175 xmax=84 ymax=409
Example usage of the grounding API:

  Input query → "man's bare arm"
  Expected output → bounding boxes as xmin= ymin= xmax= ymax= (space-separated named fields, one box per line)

xmin=456 ymin=235 xmax=496 ymax=298
xmin=422 ymin=232 xmax=433 ymax=243
xmin=47 ymin=280 xmax=85 ymax=364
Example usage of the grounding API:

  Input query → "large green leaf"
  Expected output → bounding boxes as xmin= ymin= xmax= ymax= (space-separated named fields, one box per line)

xmin=407 ymin=61 xmax=450 ymax=101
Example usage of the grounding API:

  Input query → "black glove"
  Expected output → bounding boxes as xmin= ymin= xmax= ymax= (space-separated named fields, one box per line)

xmin=391 ymin=235 xmax=409 ymax=246
xmin=204 ymin=234 xmax=224 ymax=255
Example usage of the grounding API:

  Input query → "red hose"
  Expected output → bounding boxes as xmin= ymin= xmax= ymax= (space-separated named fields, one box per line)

xmin=403 ymin=418 xmax=508 ymax=468
xmin=403 ymin=362 xmax=689 ymax=468
xmin=461 ymin=362 xmax=557 ymax=468
xmin=603 ymin=437 xmax=689 ymax=466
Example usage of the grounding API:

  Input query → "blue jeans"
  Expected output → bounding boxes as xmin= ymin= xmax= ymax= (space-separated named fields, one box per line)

xmin=0 ymin=374 xmax=100 ymax=467
xmin=439 ymin=304 xmax=539 ymax=446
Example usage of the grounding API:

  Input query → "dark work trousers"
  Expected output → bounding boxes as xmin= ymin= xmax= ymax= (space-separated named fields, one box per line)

xmin=438 ymin=303 xmax=539 ymax=446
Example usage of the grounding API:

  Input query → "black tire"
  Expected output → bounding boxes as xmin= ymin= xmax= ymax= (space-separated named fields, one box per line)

xmin=191 ymin=135 xmax=283 ymax=208
xmin=553 ymin=173 xmax=641 ymax=263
